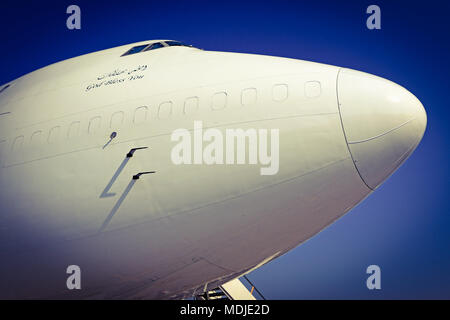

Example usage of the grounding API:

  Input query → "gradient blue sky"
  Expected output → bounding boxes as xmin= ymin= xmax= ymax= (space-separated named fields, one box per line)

xmin=1 ymin=0 xmax=448 ymax=299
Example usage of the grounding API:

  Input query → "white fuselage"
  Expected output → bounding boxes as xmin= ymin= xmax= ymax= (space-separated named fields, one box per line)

xmin=0 ymin=40 xmax=426 ymax=299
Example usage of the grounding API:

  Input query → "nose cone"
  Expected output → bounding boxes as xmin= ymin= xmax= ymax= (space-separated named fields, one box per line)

xmin=337 ymin=68 xmax=427 ymax=189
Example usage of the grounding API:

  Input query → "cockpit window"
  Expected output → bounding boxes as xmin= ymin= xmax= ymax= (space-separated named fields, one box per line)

xmin=121 ymin=44 xmax=149 ymax=57
xmin=121 ymin=41 xmax=194 ymax=57
xmin=144 ymin=42 xmax=165 ymax=51
xmin=164 ymin=41 xmax=186 ymax=47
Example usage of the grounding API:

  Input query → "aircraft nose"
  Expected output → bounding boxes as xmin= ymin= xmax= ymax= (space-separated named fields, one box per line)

xmin=337 ymin=68 xmax=427 ymax=189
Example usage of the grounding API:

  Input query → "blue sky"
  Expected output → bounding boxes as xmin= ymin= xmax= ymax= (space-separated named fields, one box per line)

xmin=1 ymin=0 xmax=449 ymax=299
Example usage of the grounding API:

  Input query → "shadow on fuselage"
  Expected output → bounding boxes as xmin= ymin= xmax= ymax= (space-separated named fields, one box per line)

xmin=99 ymin=157 xmax=131 ymax=198
xmin=99 ymin=179 xmax=136 ymax=233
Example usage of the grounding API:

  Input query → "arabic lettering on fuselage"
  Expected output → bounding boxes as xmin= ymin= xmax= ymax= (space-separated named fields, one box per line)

xmin=86 ymin=65 xmax=148 ymax=92
xmin=96 ymin=65 xmax=148 ymax=80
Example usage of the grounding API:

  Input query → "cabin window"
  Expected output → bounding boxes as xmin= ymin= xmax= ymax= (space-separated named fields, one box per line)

xmin=272 ymin=84 xmax=288 ymax=102
xmin=68 ymin=121 xmax=80 ymax=139
xmin=110 ymin=111 xmax=124 ymax=129
xmin=12 ymin=136 xmax=24 ymax=151
xmin=134 ymin=106 xmax=148 ymax=124
xmin=48 ymin=126 xmax=60 ymax=143
xmin=89 ymin=117 xmax=102 ymax=134
xmin=304 ymin=81 xmax=321 ymax=98
xmin=158 ymin=101 xmax=172 ymax=119
xmin=30 ymin=131 xmax=43 ymax=144
xmin=241 ymin=88 xmax=257 ymax=106
xmin=212 ymin=92 xmax=227 ymax=110
xmin=184 ymin=97 xmax=199 ymax=115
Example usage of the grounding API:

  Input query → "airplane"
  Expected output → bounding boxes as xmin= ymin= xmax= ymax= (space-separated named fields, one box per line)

xmin=0 ymin=39 xmax=426 ymax=299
